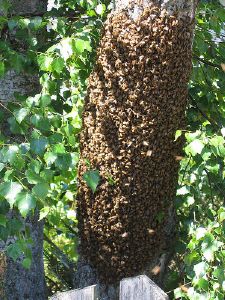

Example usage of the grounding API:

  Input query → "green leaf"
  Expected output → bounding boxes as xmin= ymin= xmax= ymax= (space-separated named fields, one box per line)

xmin=39 ymin=207 xmax=50 ymax=220
xmin=52 ymin=57 xmax=64 ymax=74
xmin=174 ymin=130 xmax=182 ymax=141
xmin=40 ymin=169 xmax=54 ymax=182
xmin=196 ymin=278 xmax=209 ymax=290
xmin=55 ymin=153 xmax=72 ymax=170
xmin=0 ymin=61 xmax=5 ymax=77
xmin=26 ymin=94 xmax=41 ymax=107
xmin=74 ymin=38 xmax=92 ymax=54
xmin=18 ymin=18 xmax=30 ymax=28
xmin=22 ymin=257 xmax=31 ymax=269
xmin=25 ymin=169 xmax=42 ymax=184
xmin=202 ymin=239 xmax=222 ymax=262
xmin=0 ymin=182 xmax=23 ymax=207
xmin=196 ymin=227 xmax=207 ymax=240
xmin=32 ymin=183 xmax=49 ymax=199
xmin=7 ymin=218 xmax=23 ymax=236
xmin=5 ymin=145 xmax=19 ymax=164
xmin=186 ymin=139 xmax=204 ymax=156
xmin=0 ymin=226 xmax=9 ymax=242
xmin=16 ymin=193 xmax=36 ymax=217
xmin=54 ymin=37 xmax=73 ymax=60
xmin=14 ymin=108 xmax=29 ymax=124
xmin=30 ymin=137 xmax=48 ymax=156
xmin=213 ymin=267 xmax=225 ymax=284
xmin=95 ymin=4 xmax=106 ymax=16
xmin=30 ymin=115 xmax=51 ymax=132
xmin=177 ymin=186 xmax=190 ymax=195
xmin=4 ymin=170 xmax=14 ymax=181
xmin=186 ymin=196 xmax=195 ymax=206
xmin=184 ymin=251 xmax=200 ymax=266
xmin=0 ymin=214 xmax=7 ymax=227
xmin=174 ymin=288 xmax=185 ymax=299
xmin=44 ymin=152 xmax=57 ymax=166
xmin=52 ymin=144 xmax=65 ymax=154
xmin=219 ymin=211 xmax=225 ymax=222
xmin=28 ymin=159 xmax=41 ymax=174
xmin=38 ymin=54 xmax=53 ymax=71
xmin=83 ymin=170 xmax=100 ymax=193
xmin=221 ymin=128 xmax=225 ymax=137
xmin=8 ymin=19 xmax=17 ymax=30
xmin=0 ymin=163 xmax=5 ymax=172
xmin=40 ymin=95 xmax=51 ymax=107
xmin=67 ymin=209 xmax=77 ymax=221
xmin=29 ymin=16 xmax=43 ymax=30
xmin=8 ymin=116 xmax=26 ymax=134
xmin=48 ymin=133 xmax=63 ymax=144
xmin=7 ymin=243 xmax=21 ymax=261
xmin=194 ymin=261 xmax=208 ymax=278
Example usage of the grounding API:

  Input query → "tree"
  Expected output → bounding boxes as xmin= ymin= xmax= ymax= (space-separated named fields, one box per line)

xmin=76 ymin=0 xmax=199 ymax=298
xmin=0 ymin=1 xmax=47 ymax=299
xmin=1 ymin=0 xmax=223 ymax=299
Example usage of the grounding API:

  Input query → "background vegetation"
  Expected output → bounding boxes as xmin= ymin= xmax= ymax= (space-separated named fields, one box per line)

xmin=0 ymin=0 xmax=224 ymax=299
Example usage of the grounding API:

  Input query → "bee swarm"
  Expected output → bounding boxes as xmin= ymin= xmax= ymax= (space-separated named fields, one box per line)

xmin=78 ymin=4 xmax=193 ymax=283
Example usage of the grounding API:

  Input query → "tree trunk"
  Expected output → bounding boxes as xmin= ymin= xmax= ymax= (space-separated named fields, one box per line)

xmin=0 ymin=1 xmax=47 ymax=299
xmin=76 ymin=1 xmax=198 ymax=298
xmin=3 ymin=213 xmax=46 ymax=300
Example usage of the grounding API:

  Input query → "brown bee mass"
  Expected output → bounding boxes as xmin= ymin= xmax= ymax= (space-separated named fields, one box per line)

xmin=78 ymin=5 xmax=193 ymax=283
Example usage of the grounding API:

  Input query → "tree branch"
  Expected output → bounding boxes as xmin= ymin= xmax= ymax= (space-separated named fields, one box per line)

xmin=44 ymin=234 xmax=75 ymax=270
xmin=193 ymin=55 xmax=221 ymax=69
xmin=189 ymin=94 xmax=221 ymax=129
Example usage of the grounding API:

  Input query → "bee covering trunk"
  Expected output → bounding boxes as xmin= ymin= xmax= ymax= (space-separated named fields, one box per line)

xmin=77 ymin=0 xmax=198 ymax=287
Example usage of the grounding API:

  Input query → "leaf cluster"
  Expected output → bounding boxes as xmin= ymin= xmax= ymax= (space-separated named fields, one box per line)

xmin=166 ymin=1 xmax=225 ymax=299
xmin=0 ymin=0 xmax=110 ymax=293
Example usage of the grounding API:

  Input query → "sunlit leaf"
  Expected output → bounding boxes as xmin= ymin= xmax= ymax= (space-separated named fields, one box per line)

xmin=14 ymin=108 xmax=29 ymax=124
xmin=83 ymin=170 xmax=100 ymax=193
xmin=194 ymin=262 xmax=208 ymax=278
xmin=32 ymin=183 xmax=49 ymax=199
xmin=16 ymin=193 xmax=36 ymax=217
xmin=0 ymin=181 xmax=23 ymax=207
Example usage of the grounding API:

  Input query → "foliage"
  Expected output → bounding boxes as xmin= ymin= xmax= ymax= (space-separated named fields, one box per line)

xmin=83 ymin=169 xmax=100 ymax=193
xmin=0 ymin=0 xmax=110 ymax=294
xmin=0 ymin=0 xmax=224 ymax=298
xmin=165 ymin=1 xmax=225 ymax=299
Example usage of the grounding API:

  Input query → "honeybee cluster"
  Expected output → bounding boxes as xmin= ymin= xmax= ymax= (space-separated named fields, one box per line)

xmin=78 ymin=5 xmax=193 ymax=283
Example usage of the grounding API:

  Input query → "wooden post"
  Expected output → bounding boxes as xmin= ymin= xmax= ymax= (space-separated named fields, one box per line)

xmin=120 ymin=275 xmax=169 ymax=300
xmin=51 ymin=274 xmax=169 ymax=299
xmin=50 ymin=285 xmax=99 ymax=300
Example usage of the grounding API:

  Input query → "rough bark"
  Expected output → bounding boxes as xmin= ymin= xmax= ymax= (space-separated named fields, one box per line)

xmin=0 ymin=0 xmax=46 ymax=16
xmin=76 ymin=1 xmax=198 ymax=299
xmin=3 ymin=213 xmax=46 ymax=300
xmin=0 ymin=71 xmax=40 ymax=103
xmin=0 ymin=1 xmax=47 ymax=299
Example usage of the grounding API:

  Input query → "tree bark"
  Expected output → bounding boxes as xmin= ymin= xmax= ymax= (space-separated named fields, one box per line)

xmin=0 ymin=1 xmax=47 ymax=299
xmin=76 ymin=1 xmax=198 ymax=298
xmin=3 ymin=213 xmax=46 ymax=300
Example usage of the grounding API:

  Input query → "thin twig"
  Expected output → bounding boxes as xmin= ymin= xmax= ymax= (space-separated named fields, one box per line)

xmin=62 ymin=220 xmax=78 ymax=235
xmin=181 ymin=156 xmax=192 ymax=184
xmin=204 ymin=168 xmax=214 ymax=204
xmin=193 ymin=54 xmax=221 ymax=69
xmin=44 ymin=233 xmax=75 ymax=270
xmin=0 ymin=101 xmax=12 ymax=114
xmin=189 ymin=95 xmax=221 ymax=129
